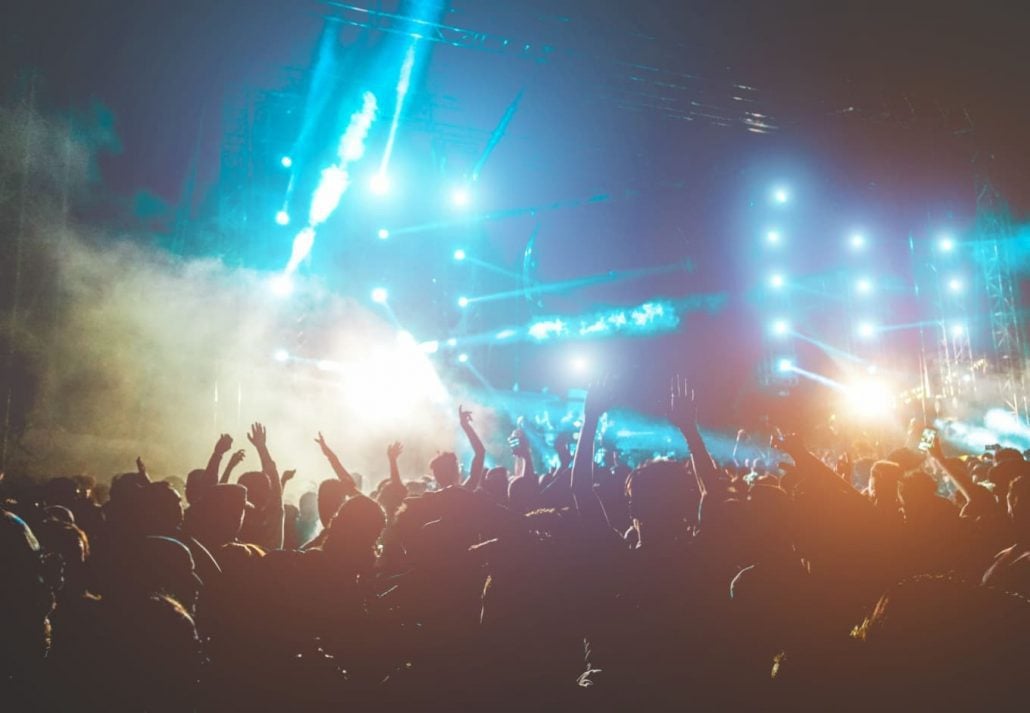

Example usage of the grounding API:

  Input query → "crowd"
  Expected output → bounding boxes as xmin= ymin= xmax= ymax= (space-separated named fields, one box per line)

xmin=3 ymin=378 xmax=1030 ymax=711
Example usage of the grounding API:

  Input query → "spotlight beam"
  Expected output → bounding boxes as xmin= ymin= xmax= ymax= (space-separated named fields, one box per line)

xmin=791 ymin=332 xmax=865 ymax=364
xmin=378 ymin=42 xmax=418 ymax=179
xmin=469 ymin=262 xmax=691 ymax=305
xmin=466 ymin=256 xmax=522 ymax=280
xmin=471 ymin=90 xmax=523 ymax=182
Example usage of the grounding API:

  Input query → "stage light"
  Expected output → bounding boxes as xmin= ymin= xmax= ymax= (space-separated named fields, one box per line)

xmin=951 ymin=323 xmax=965 ymax=337
xmin=420 ymin=340 xmax=440 ymax=354
xmin=446 ymin=337 xmax=458 ymax=347
xmin=845 ymin=379 xmax=894 ymax=420
xmin=938 ymin=234 xmax=955 ymax=252
xmin=769 ymin=273 xmax=785 ymax=289
xmin=371 ymin=287 xmax=389 ymax=304
xmin=766 ymin=229 xmax=781 ymax=245
xmin=457 ymin=295 xmax=470 ymax=308
xmin=453 ymin=248 xmax=466 ymax=261
xmin=857 ymin=321 xmax=876 ymax=338
xmin=280 ymin=156 xmax=293 ymax=169
xmin=856 ymin=278 xmax=872 ymax=294
xmin=849 ymin=233 xmax=866 ymax=250
xmin=275 ymin=210 xmax=290 ymax=226
xmin=451 ymin=186 xmax=471 ymax=207
xmin=776 ymin=358 xmax=794 ymax=373
xmin=377 ymin=228 xmax=390 ymax=240
xmin=317 ymin=359 xmax=338 ymax=372
xmin=396 ymin=331 xmax=417 ymax=348
xmin=273 ymin=348 xmax=290 ymax=362
xmin=771 ymin=319 xmax=790 ymax=336
xmin=270 ymin=274 xmax=294 ymax=297
xmin=947 ymin=277 xmax=963 ymax=293
xmin=457 ymin=352 xmax=469 ymax=364
xmin=370 ymin=173 xmax=390 ymax=195
xmin=496 ymin=329 xmax=517 ymax=340
xmin=772 ymin=186 xmax=790 ymax=204
xmin=571 ymin=356 xmax=589 ymax=373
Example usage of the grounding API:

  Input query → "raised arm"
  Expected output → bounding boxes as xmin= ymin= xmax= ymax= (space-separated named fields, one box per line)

xmin=135 ymin=456 xmax=152 ymax=484
xmin=204 ymin=434 xmax=233 ymax=487
xmin=219 ymin=449 xmax=246 ymax=484
xmin=571 ymin=380 xmax=613 ymax=528
xmin=315 ymin=431 xmax=359 ymax=496
xmin=248 ymin=422 xmax=284 ymax=549
xmin=387 ymin=441 xmax=403 ymax=485
xmin=459 ymin=405 xmax=486 ymax=490
xmin=669 ymin=376 xmax=719 ymax=498
xmin=927 ymin=438 xmax=994 ymax=518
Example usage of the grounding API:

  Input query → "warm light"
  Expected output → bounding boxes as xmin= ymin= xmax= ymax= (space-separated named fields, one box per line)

xmin=844 ymin=379 xmax=894 ymax=420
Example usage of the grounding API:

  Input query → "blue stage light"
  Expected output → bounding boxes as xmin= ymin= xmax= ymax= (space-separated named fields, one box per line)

xmin=771 ymin=319 xmax=790 ymax=336
xmin=457 ymin=296 xmax=470 ymax=308
xmin=457 ymin=353 xmax=469 ymax=364
xmin=856 ymin=278 xmax=872 ymax=294
xmin=938 ymin=234 xmax=955 ymax=252
xmin=275 ymin=210 xmax=290 ymax=226
xmin=377 ymin=228 xmax=390 ymax=240
xmin=446 ymin=337 xmax=458 ymax=347
xmin=766 ymin=229 xmax=781 ymax=245
xmin=453 ymin=248 xmax=466 ymax=261
xmin=857 ymin=321 xmax=876 ymax=338
xmin=849 ymin=233 xmax=866 ymax=250
xmin=948 ymin=277 xmax=963 ymax=293
xmin=951 ymin=323 xmax=965 ymax=337
xmin=772 ymin=186 xmax=790 ymax=204
xmin=777 ymin=358 xmax=794 ymax=373
xmin=571 ymin=356 xmax=589 ymax=373
xmin=420 ymin=340 xmax=439 ymax=354
xmin=451 ymin=187 xmax=471 ymax=207
xmin=371 ymin=287 xmax=389 ymax=304
xmin=280 ymin=156 xmax=293 ymax=169
xmin=370 ymin=173 xmax=390 ymax=195
xmin=769 ymin=273 xmax=785 ymax=289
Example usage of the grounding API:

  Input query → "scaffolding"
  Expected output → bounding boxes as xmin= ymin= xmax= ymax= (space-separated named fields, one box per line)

xmin=975 ymin=180 xmax=1027 ymax=419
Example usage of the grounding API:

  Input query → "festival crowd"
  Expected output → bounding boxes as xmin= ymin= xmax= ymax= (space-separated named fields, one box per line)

xmin=3 ymin=378 xmax=1030 ymax=711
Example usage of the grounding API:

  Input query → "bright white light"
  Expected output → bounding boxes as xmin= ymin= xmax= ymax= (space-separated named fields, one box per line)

xmin=948 ymin=277 xmax=963 ymax=293
xmin=856 ymin=278 xmax=872 ymax=294
xmin=280 ymin=156 xmax=293 ymax=169
xmin=270 ymin=274 xmax=294 ymax=297
xmin=571 ymin=356 xmax=589 ymax=373
xmin=451 ymin=187 xmax=471 ymax=207
xmin=496 ymin=329 xmax=516 ymax=340
xmin=377 ymin=228 xmax=390 ymax=240
xmin=845 ymin=379 xmax=894 ymax=420
xmin=371 ymin=287 xmax=389 ymax=304
xmin=771 ymin=319 xmax=790 ymax=336
xmin=370 ymin=173 xmax=390 ymax=195
xmin=849 ymin=233 xmax=866 ymax=250
xmin=777 ymin=358 xmax=794 ymax=373
xmin=446 ymin=338 xmax=458 ymax=347
xmin=453 ymin=248 xmax=466 ymax=261
xmin=857 ymin=321 xmax=876 ymax=338
xmin=769 ymin=273 xmax=785 ymax=289
xmin=951 ymin=323 xmax=965 ymax=337
xmin=275 ymin=210 xmax=290 ymax=226
xmin=457 ymin=296 xmax=470 ymax=308
xmin=273 ymin=349 xmax=290 ymax=362
xmin=420 ymin=340 xmax=439 ymax=354
xmin=317 ymin=359 xmax=338 ymax=372
xmin=396 ymin=331 xmax=417 ymax=348
xmin=939 ymin=235 xmax=955 ymax=252
xmin=772 ymin=186 xmax=790 ymax=204
xmin=457 ymin=352 xmax=469 ymax=364
xmin=766 ymin=230 xmax=781 ymax=245
xmin=285 ymin=227 xmax=316 ymax=274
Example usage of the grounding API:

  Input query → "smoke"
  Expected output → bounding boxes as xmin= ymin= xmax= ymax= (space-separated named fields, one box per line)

xmin=0 ymin=100 xmax=497 ymax=498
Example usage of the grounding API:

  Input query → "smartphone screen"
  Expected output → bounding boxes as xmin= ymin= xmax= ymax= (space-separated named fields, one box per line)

xmin=918 ymin=427 xmax=937 ymax=452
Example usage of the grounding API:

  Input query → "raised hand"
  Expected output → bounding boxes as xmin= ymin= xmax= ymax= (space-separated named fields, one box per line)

xmin=215 ymin=433 xmax=233 ymax=455
xmin=583 ymin=376 xmax=616 ymax=423
xmin=281 ymin=469 xmax=296 ymax=487
xmin=247 ymin=423 xmax=267 ymax=449
xmin=509 ymin=429 xmax=532 ymax=459
xmin=228 ymin=449 xmax=246 ymax=469
xmin=387 ymin=441 xmax=404 ymax=461
xmin=136 ymin=456 xmax=148 ymax=476
xmin=669 ymin=375 xmax=697 ymax=431
xmin=458 ymin=405 xmax=473 ymax=429
xmin=315 ymin=431 xmax=331 ymax=455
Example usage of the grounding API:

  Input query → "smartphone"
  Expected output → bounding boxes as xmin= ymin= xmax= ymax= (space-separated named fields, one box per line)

xmin=918 ymin=427 xmax=937 ymax=452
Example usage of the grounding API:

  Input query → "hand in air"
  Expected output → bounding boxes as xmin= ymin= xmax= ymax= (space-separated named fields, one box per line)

xmin=248 ymin=423 xmax=267 ymax=449
xmin=281 ymin=469 xmax=296 ymax=486
xmin=669 ymin=375 xmax=698 ymax=431
xmin=215 ymin=433 xmax=233 ymax=455
xmin=458 ymin=405 xmax=473 ymax=429
xmin=228 ymin=449 xmax=246 ymax=468
xmin=387 ymin=441 xmax=404 ymax=461
xmin=583 ymin=375 xmax=616 ymax=423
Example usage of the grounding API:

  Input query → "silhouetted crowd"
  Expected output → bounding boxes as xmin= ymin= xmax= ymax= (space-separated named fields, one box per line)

xmin=4 ymin=380 xmax=1030 ymax=711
